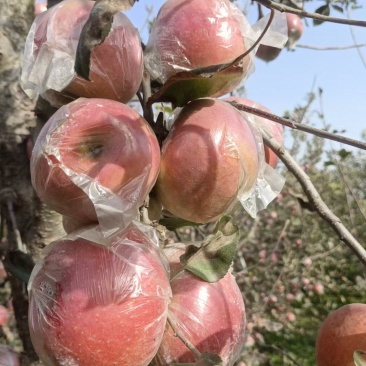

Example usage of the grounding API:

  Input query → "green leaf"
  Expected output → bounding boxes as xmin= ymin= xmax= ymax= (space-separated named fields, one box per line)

xmin=354 ymin=350 xmax=366 ymax=366
xmin=147 ymin=55 xmax=248 ymax=108
xmin=75 ymin=0 xmax=139 ymax=80
xmin=324 ymin=161 xmax=335 ymax=167
xmin=313 ymin=5 xmax=330 ymax=26
xmin=171 ymin=352 xmax=223 ymax=366
xmin=179 ymin=216 xmax=239 ymax=282
xmin=159 ymin=217 xmax=202 ymax=231
xmin=331 ymin=4 xmax=344 ymax=13
xmin=338 ymin=148 xmax=352 ymax=160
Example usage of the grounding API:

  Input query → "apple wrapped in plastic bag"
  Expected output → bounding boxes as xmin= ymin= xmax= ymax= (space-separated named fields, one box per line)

xmin=28 ymin=221 xmax=172 ymax=366
xmin=21 ymin=0 xmax=143 ymax=106
xmin=151 ymin=242 xmax=246 ymax=366
xmin=154 ymin=98 xmax=285 ymax=224
xmin=30 ymin=98 xmax=161 ymax=236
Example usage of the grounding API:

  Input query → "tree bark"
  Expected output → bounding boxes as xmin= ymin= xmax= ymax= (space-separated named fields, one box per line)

xmin=0 ymin=1 xmax=65 ymax=364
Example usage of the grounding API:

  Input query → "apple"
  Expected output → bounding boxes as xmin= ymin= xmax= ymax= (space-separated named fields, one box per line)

xmin=144 ymin=0 xmax=253 ymax=97
xmin=28 ymin=225 xmax=172 ymax=366
xmin=155 ymin=98 xmax=260 ymax=224
xmin=151 ymin=243 xmax=246 ymax=365
xmin=23 ymin=0 xmax=143 ymax=104
xmin=256 ymin=13 xmax=304 ymax=62
xmin=0 ymin=346 xmax=20 ymax=366
xmin=31 ymin=98 xmax=161 ymax=225
xmin=316 ymin=303 xmax=366 ymax=366
xmin=0 ymin=305 xmax=9 ymax=326
xmin=225 ymin=97 xmax=283 ymax=168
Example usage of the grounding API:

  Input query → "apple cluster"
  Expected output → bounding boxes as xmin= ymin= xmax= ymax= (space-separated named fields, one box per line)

xmin=21 ymin=0 xmax=290 ymax=365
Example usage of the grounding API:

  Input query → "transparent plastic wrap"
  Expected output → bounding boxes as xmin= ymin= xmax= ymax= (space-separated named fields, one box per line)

xmin=155 ymin=98 xmax=284 ymax=224
xmin=28 ymin=221 xmax=172 ymax=366
xmin=30 ymin=98 xmax=161 ymax=236
xmin=21 ymin=0 xmax=143 ymax=106
xmin=152 ymin=242 xmax=246 ymax=366
xmin=144 ymin=0 xmax=288 ymax=96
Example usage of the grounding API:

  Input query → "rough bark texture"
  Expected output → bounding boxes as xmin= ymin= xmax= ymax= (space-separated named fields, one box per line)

xmin=0 ymin=1 xmax=65 ymax=365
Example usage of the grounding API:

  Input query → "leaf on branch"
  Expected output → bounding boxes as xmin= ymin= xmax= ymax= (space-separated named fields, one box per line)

xmin=179 ymin=216 xmax=239 ymax=283
xmin=338 ymin=148 xmax=352 ymax=160
xmin=354 ymin=350 xmax=366 ymax=366
xmin=147 ymin=55 xmax=248 ymax=108
xmin=159 ymin=217 xmax=201 ymax=231
xmin=331 ymin=4 xmax=344 ymax=13
xmin=75 ymin=0 xmax=139 ymax=80
xmin=171 ymin=352 xmax=223 ymax=366
xmin=313 ymin=5 xmax=330 ymax=26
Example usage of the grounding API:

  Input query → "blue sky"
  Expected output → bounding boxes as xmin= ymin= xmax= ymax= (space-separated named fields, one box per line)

xmin=127 ymin=0 xmax=366 ymax=142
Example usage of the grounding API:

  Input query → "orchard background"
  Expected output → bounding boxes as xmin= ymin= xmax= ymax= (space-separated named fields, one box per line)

xmin=0 ymin=0 xmax=366 ymax=365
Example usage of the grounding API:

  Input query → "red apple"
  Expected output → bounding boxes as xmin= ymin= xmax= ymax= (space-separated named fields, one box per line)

xmin=316 ymin=303 xmax=366 ymax=366
xmin=225 ymin=97 xmax=284 ymax=168
xmin=0 ymin=305 xmax=9 ymax=326
xmin=256 ymin=13 xmax=304 ymax=62
xmin=144 ymin=0 xmax=254 ymax=97
xmin=28 ymin=224 xmax=171 ymax=366
xmin=0 ymin=346 xmax=20 ymax=366
xmin=151 ymin=243 xmax=246 ymax=365
xmin=155 ymin=98 xmax=260 ymax=224
xmin=31 ymin=98 xmax=161 ymax=225
xmin=22 ymin=0 xmax=143 ymax=104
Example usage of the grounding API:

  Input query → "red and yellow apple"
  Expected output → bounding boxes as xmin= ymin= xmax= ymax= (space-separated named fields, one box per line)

xmin=28 ymin=225 xmax=171 ymax=366
xmin=144 ymin=0 xmax=253 ymax=97
xmin=316 ymin=303 xmax=366 ymax=366
xmin=225 ymin=97 xmax=284 ymax=168
xmin=31 ymin=98 xmax=161 ymax=225
xmin=152 ymin=243 xmax=246 ymax=365
xmin=256 ymin=13 xmax=304 ymax=62
xmin=155 ymin=98 xmax=260 ymax=224
xmin=23 ymin=0 xmax=143 ymax=103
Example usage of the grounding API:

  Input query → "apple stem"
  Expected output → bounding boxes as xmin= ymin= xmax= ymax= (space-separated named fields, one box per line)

xmin=167 ymin=313 xmax=201 ymax=360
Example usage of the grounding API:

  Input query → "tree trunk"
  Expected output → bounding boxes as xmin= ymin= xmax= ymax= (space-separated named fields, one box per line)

xmin=0 ymin=1 xmax=65 ymax=364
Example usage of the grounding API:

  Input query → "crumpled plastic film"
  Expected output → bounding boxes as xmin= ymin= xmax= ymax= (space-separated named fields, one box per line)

xmin=235 ymin=109 xmax=285 ymax=218
xmin=251 ymin=10 xmax=288 ymax=49
xmin=30 ymin=98 xmax=161 ymax=237
xmin=28 ymin=221 xmax=172 ymax=366
xmin=21 ymin=0 xmax=143 ymax=106
xmin=151 ymin=243 xmax=246 ymax=366
xmin=144 ymin=0 xmax=288 ymax=89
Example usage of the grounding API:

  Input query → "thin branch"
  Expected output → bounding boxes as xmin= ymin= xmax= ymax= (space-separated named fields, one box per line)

xmin=228 ymin=101 xmax=366 ymax=151
xmin=261 ymin=130 xmax=366 ymax=266
xmin=167 ymin=314 xmax=201 ymax=360
xmin=347 ymin=8 xmax=366 ymax=69
xmin=297 ymin=43 xmax=366 ymax=51
xmin=254 ymin=0 xmax=366 ymax=27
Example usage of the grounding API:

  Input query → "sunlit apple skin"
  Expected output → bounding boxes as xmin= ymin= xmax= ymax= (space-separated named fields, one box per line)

xmin=31 ymin=98 xmax=161 ymax=224
xmin=152 ymin=243 xmax=246 ymax=366
xmin=144 ymin=0 xmax=253 ymax=97
xmin=28 ymin=226 xmax=171 ymax=366
xmin=316 ymin=303 xmax=366 ymax=366
xmin=155 ymin=98 xmax=260 ymax=224
xmin=256 ymin=13 xmax=304 ymax=62
xmin=225 ymin=97 xmax=284 ymax=168
xmin=28 ymin=0 xmax=143 ymax=103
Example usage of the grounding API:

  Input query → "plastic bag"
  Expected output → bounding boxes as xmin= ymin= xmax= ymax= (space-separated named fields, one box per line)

xmin=155 ymin=98 xmax=284 ymax=223
xmin=30 ymin=98 xmax=161 ymax=237
xmin=28 ymin=221 xmax=172 ymax=366
xmin=152 ymin=242 xmax=246 ymax=366
xmin=21 ymin=0 xmax=143 ymax=106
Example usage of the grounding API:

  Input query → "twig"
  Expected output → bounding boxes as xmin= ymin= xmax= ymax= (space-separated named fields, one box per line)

xmin=297 ymin=43 xmax=366 ymax=51
xmin=261 ymin=130 xmax=366 ymax=266
xmin=347 ymin=8 xmax=366 ymax=69
xmin=227 ymin=101 xmax=366 ymax=151
xmin=254 ymin=0 xmax=366 ymax=27
xmin=167 ymin=314 xmax=201 ymax=361
xmin=267 ymin=344 xmax=302 ymax=366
